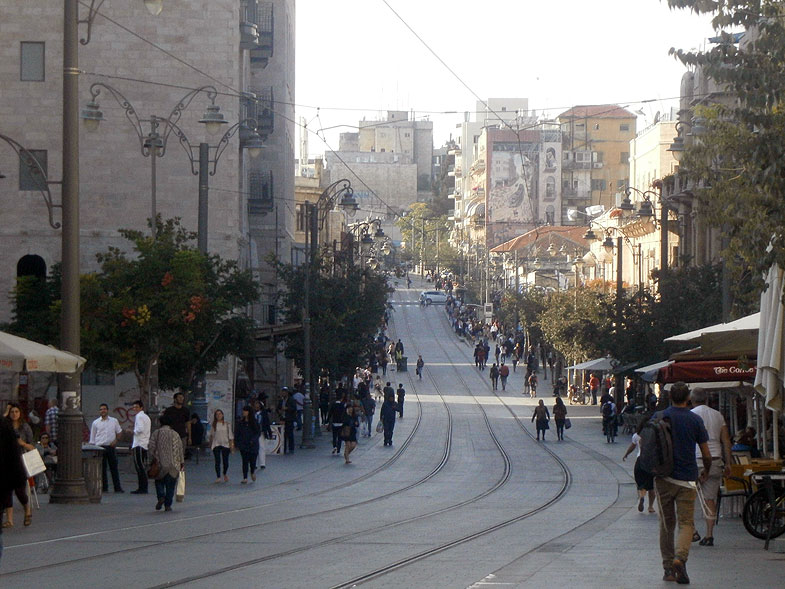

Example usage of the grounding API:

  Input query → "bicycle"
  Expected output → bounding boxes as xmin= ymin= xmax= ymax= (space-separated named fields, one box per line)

xmin=742 ymin=473 xmax=785 ymax=543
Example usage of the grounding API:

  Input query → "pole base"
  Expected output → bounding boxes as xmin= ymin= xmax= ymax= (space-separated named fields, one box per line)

xmin=49 ymin=479 xmax=90 ymax=504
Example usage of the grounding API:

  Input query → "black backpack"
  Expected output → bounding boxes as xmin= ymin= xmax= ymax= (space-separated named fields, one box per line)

xmin=601 ymin=401 xmax=614 ymax=417
xmin=638 ymin=414 xmax=674 ymax=477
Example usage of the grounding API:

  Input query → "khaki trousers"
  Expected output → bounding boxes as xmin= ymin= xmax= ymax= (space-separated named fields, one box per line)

xmin=655 ymin=477 xmax=697 ymax=569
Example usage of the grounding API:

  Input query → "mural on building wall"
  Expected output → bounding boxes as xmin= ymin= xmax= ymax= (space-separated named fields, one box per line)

xmin=487 ymin=142 xmax=539 ymax=247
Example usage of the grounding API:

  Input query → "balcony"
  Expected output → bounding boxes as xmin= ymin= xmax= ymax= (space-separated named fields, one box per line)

xmin=241 ymin=87 xmax=274 ymax=139
xmin=251 ymin=2 xmax=274 ymax=67
xmin=240 ymin=1 xmax=259 ymax=50
xmin=248 ymin=169 xmax=274 ymax=214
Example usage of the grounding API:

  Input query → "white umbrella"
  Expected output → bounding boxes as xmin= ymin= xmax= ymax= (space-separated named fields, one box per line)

xmin=0 ymin=331 xmax=86 ymax=373
xmin=754 ymin=264 xmax=784 ymax=459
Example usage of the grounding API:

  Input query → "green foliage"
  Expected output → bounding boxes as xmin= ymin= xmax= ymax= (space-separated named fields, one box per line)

xmin=395 ymin=203 xmax=461 ymax=275
xmin=5 ymin=267 xmax=61 ymax=346
xmin=272 ymin=254 xmax=392 ymax=381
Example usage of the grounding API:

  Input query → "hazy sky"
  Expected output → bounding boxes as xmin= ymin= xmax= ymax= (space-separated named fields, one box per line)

xmin=295 ymin=0 xmax=716 ymax=159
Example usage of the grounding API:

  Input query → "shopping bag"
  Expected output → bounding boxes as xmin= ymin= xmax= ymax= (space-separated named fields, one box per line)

xmin=376 ymin=421 xmax=384 ymax=433
xmin=564 ymin=418 xmax=572 ymax=430
xmin=176 ymin=469 xmax=186 ymax=502
xmin=257 ymin=435 xmax=266 ymax=468
xmin=22 ymin=449 xmax=47 ymax=477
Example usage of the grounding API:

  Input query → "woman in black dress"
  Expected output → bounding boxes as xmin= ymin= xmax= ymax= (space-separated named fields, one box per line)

xmin=342 ymin=405 xmax=359 ymax=464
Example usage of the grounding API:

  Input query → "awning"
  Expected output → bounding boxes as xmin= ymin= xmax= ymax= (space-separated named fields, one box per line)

xmin=566 ymin=356 xmax=618 ymax=371
xmin=635 ymin=359 xmax=673 ymax=382
xmin=464 ymin=199 xmax=485 ymax=218
xmin=658 ymin=360 xmax=757 ymax=384
xmin=664 ymin=312 xmax=760 ymax=343
xmin=253 ymin=323 xmax=302 ymax=341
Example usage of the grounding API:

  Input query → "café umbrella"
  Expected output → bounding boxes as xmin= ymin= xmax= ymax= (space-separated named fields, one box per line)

xmin=0 ymin=331 xmax=86 ymax=373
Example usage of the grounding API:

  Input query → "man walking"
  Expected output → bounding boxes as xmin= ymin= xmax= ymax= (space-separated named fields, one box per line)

xmin=690 ymin=387 xmax=732 ymax=547
xmin=499 ymin=362 xmax=510 ymax=391
xmin=396 ymin=383 xmax=406 ymax=419
xmin=654 ymin=382 xmax=711 ymax=584
xmin=589 ymin=373 xmax=600 ymax=405
xmin=44 ymin=398 xmax=59 ymax=444
xmin=292 ymin=386 xmax=305 ymax=431
xmin=163 ymin=392 xmax=191 ymax=448
xmin=416 ymin=355 xmax=424 ymax=380
xmin=89 ymin=403 xmax=124 ymax=493
xmin=130 ymin=400 xmax=151 ymax=494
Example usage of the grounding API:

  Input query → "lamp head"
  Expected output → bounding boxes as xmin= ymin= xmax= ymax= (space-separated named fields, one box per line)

xmin=339 ymin=191 xmax=359 ymax=213
xmin=602 ymin=235 xmax=615 ymax=251
xmin=637 ymin=200 xmax=654 ymax=220
xmin=667 ymin=134 xmax=685 ymax=162
xmin=619 ymin=194 xmax=634 ymax=212
xmin=199 ymin=103 xmax=228 ymax=135
xmin=583 ymin=228 xmax=597 ymax=241
xmin=244 ymin=132 xmax=265 ymax=158
xmin=81 ymin=100 xmax=104 ymax=132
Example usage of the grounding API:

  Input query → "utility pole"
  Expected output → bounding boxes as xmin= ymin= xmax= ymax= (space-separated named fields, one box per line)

xmin=300 ymin=202 xmax=315 ymax=448
xmin=420 ymin=217 xmax=425 ymax=278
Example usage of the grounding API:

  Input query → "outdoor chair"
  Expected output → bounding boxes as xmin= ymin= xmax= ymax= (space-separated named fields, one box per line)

xmin=717 ymin=474 xmax=752 ymax=521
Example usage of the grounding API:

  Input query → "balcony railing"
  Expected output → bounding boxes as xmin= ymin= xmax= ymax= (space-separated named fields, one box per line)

xmin=241 ymin=87 xmax=274 ymax=139
xmin=248 ymin=169 xmax=274 ymax=214
xmin=240 ymin=0 xmax=259 ymax=50
xmin=251 ymin=2 xmax=274 ymax=66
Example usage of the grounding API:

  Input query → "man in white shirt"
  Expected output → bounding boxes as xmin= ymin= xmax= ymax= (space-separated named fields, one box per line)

xmin=130 ymin=400 xmax=151 ymax=495
xmin=89 ymin=403 xmax=124 ymax=493
xmin=292 ymin=387 xmax=305 ymax=431
xmin=690 ymin=387 xmax=732 ymax=546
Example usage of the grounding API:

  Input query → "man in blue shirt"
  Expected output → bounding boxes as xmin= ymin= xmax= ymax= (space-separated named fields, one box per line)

xmin=654 ymin=382 xmax=711 ymax=585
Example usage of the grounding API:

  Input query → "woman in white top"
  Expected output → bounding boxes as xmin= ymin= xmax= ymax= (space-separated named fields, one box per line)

xmin=622 ymin=420 xmax=656 ymax=513
xmin=210 ymin=409 xmax=234 ymax=483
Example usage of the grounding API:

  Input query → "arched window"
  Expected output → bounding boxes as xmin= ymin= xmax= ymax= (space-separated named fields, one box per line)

xmin=17 ymin=254 xmax=46 ymax=280
xmin=545 ymin=176 xmax=556 ymax=200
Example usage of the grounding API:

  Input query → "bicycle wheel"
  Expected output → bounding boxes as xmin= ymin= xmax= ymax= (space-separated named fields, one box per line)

xmin=743 ymin=489 xmax=785 ymax=540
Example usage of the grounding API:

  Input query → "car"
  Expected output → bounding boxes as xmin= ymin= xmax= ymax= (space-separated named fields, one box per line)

xmin=419 ymin=290 xmax=448 ymax=305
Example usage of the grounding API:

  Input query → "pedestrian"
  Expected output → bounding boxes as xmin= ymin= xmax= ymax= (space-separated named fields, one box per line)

xmin=361 ymin=394 xmax=376 ymax=437
xmin=34 ymin=432 xmax=57 ymax=492
xmin=396 ymin=383 xmax=406 ymax=419
xmin=236 ymin=405 xmax=261 ymax=484
xmin=489 ymin=363 xmax=499 ymax=391
xmin=527 ymin=372 xmax=538 ymax=398
xmin=653 ymin=382 xmax=711 ymax=585
xmin=254 ymin=399 xmax=271 ymax=470
xmin=148 ymin=414 xmax=184 ymax=512
xmin=130 ymin=400 xmax=151 ymax=494
xmin=43 ymin=398 xmax=59 ymax=444
xmin=416 ymin=355 xmax=424 ymax=380
xmin=589 ymin=373 xmax=600 ymax=405
xmin=380 ymin=353 xmax=389 ymax=376
xmin=291 ymin=386 xmax=305 ymax=431
xmin=552 ymin=396 xmax=567 ymax=441
xmin=690 ymin=387 xmax=732 ymax=547
xmin=190 ymin=413 xmax=205 ymax=451
xmin=380 ymin=393 xmax=397 ymax=446
xmin=163 ymin=392 xmax=192 ymax=448
xmin=494 ymin=343 xmax=501 ymax=364
xmin=209 ymin=409 xmax=233 ymax=483
xmin=1 ymin=404 xmax=32 ymax=528
xmin=89 ymin=403 xmax=124 ymax=493
xmin=283 ymin=387 xmax=297 ymax=453
xmin=499 ymin=362 xmax=510 ymax=391
xmin=329 ymin=393 xmax=347 ymax=455
xmin=319 ymin=383 xmax=330 ymax=426
xmin=531 ymin=399 xmax=550 ymax=441
xmin=342 ymin=405 xmax=359 ymax=464
xmin=622 ymin=419 xmax=656 ymax=514
xmin=601 ymin=397 xmax=617 ymax=443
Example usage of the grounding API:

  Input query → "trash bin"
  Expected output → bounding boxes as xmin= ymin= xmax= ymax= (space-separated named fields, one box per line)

xmin=398 ymin=356 xmax=408 ymax=372
xmin=82 ymin=444 xmax=104 ymax=503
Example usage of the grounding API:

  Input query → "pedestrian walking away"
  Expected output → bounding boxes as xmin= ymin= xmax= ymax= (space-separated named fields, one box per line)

xmin=361 ymin=394 xmax=376 ymax=437
xmin=209 ymin=409 xmax=234 ymax=483
xmin=130 ymin=400 xmax=151 ymax=494
xmin=380 ymin=393 xmax=397 ymax=446
xmin=283 ymin=387 xmax=297 ymax=454
xmin=89 ymin=403 xmax=124 ymax=493
xmin=622 ymin=420 xmax=656 ymax=514
xmin=292 ymin=386 xmax=305 ymax=431
xmin=148 ymin=414 xmax=185 ymax=512
xmin=329 ymin=394 xmax=347 ymax=455
xmin=342 ymin=405 xmax=360 ymax=464
xmin=601 ymin=398 xmax=617 ymax=443
xmin=552 ymin=396 xmax=567 ymax=441
xmin=690 ymin=387 xmax=732 ymax=547
xmin=489 ymin=363 xmax=499 ymax=391
xmin=527 ymin=372 xmax=538 ymax=398
xmin=236 ymin=405 xmax=261 ymax=483
xmin=589 ymin=372 xmax=600 ymax=405
xmin=416 ymin=355 xmax=424 ymax=380
xmin=531 ymin=399 xmax=550 ymax=441
xmin=650 ymin=382 xmax=711 ymax=585
xmin=2 ymin=403 xmax=32 ymax=529
xmin=396 ymin=384 xmax=406 ymax=419
xmin=499 ymin=362 xmax=510 ymax=391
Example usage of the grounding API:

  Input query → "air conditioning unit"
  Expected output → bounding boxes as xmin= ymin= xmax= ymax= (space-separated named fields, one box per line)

xmin=592 ymin=162 xmax=603 ymax=169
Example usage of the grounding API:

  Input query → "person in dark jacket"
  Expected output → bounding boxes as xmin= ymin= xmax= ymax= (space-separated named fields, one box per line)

xmin=236 ymin=405 xmax=261 ymax=483
xmin=380 ymin=394 xmax=397 ymax=446
xmin=190 ymin=414 xmax=205 ymax=447
xmin=283 ymin=388 xmax=297 ymax=454
xmin=342 ymin=405 xmax=360 ymax=464
xmin=318 ymin=383 xmax=330 ymax=426
xmin=396 ymin=384 xmax=406 ymax=419
xmin=1 ymin=416 xmax=28 ymax=550
xmin=329 ymin=394 xmax=347 ymax=455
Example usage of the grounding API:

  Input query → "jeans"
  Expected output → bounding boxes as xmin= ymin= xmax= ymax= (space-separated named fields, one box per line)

xmin=133 ymin=446 xmax=148 ymax=492
xmin=240 ymin=450 xmax=258 ymax=479
xmin=365 ymin=414 xmax=373 ymax=436
xmin=397 ymin=399 xmax=404 ymax=418
xmin=332 ymin=424 xmax=343 ymax=452
xmin=213 ymin=446 xmax=230 ymax=477
xmin=555 ymin=419 xmax=565 ymax=440
xmin=500 ymin=376 xmax=508 ymax=390
xmin=296 ymin=410 xmax=303 ymax=430
xmin=655 ymin=477 xmax=697 ymax=569
xmin=155 ymin=474 xmax=177 ymax=508
xmin=284 ymin=421 xmax=295 ymax=454
xmin=383 ymin=419 xmax=395 ymax=445
xmin=101 ymin=445 xmax=123 ymax=492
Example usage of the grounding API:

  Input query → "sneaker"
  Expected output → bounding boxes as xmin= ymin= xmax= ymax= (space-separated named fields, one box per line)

xmin=663 ymin=569 xmax=676 ymax=582
xmin=672 ymin=559 xmax=689 ymax=584
xmin=638 ymin=497 xmax=644 ymax=512
xmin=155 ymin=498 xmax=164 ymax=511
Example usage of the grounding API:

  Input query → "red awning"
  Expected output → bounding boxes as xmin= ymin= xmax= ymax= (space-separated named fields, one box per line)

xmin=659 ymin=360 xmax=756 ymax=384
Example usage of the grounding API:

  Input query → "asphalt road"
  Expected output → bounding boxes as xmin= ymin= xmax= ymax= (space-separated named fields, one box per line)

xmin=1 ymin=281 xmax=782 ymax=588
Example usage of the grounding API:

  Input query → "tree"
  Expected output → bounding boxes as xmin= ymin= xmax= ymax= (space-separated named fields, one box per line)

xmin=668 ymin=1 xmax=785 ymax=296
xmin=4 ymin=267 xmax=61 ymax=345
xmin=395 ymin=203 xmax=461 ymax=275
xmin=82 ymin=218 xmax=259 ymax=394
xmin=273 ymin=254 xmax=392 ymax=382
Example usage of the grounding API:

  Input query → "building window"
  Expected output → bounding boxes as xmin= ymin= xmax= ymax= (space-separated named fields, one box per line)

xmin=576 ymin=123 xmax=585 ymax=129
xmin=20 ymin=42 xmax=45 ymax=81
xmin=617 ymin=179 xmax=626 ymax=190
xmin=404 ymin=132 xmax=410 ymax=137
xmin=19 ymin=149 xmax=47 ymax=191
xmin=593 ymin=151 xmax=604 ymax=163
xmin=295 ymin=204 xmax=306 ymax=232
xmin=593 ymin=123 xmax=600 ymax=130
xmin=545 ymin=176 xmax=556 ymax=200
xmin=591 ymin=179 xmax=607 ymax=191
xmin=620 ymin=124 xmax=630 ymax=132
xmin=620 ymin=152 xmax=629 ymax=164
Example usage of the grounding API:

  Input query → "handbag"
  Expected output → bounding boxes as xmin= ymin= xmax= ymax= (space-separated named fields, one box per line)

xmin=147 ymin=458 xmax=160 ymax=479
xmin=564 ymin=418 xmax=572 ymax=430
xmin=376 ymin=421 xmax=384 ymax=433
xmin=22 ymin=449 xmax=47 ymax=477
xmin=176 ymin=469 xmax=186 ymax=502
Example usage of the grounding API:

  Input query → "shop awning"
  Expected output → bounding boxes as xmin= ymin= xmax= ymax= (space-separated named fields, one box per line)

xmin=658 ymin=360 xmax=757 ymax=384
xmin=566 ymin=356 xmax=618 ymax=371
xmin=635 ymin=359 xmax=673 ymax=382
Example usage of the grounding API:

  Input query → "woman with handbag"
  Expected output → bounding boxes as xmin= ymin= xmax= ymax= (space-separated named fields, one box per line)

xmin=148 ymin=414 xmax=184 ymax=512
xmin=2 ymin=403 xmax=33 ymax=527
xmin=552 ymin=397 xmax=567 ymax=441
xmin=341 ymin=405 xmax=359 ymax=464
xmin=235 ymin=405 xmax=260 ymax=484
xmin=209 ymin=409 xmax=234 ymax=483
xmin=531 ymin=399 xmax=550 ymax=442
